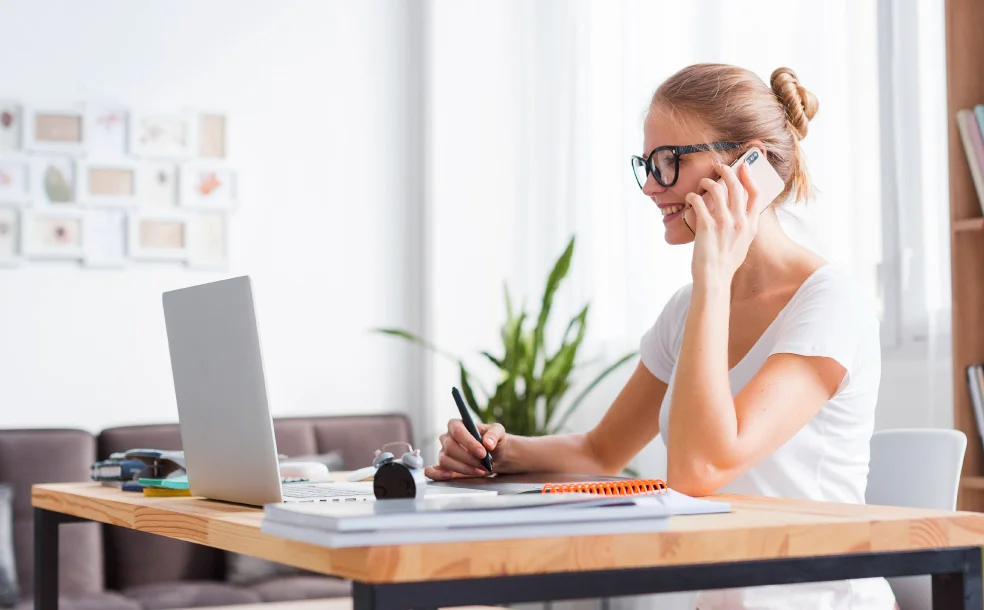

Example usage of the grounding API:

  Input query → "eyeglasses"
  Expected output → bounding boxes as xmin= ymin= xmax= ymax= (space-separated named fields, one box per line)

xmin=630 ymin=141 xmax=741 ymax=190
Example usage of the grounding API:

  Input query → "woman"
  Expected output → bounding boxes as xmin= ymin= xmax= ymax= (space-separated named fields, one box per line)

xmin=424 ymin=63 xmax=896 ymax=610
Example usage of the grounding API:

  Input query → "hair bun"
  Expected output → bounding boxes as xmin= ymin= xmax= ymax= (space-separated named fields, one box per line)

xmin=771 ymin=67 xmax=818 ymax=140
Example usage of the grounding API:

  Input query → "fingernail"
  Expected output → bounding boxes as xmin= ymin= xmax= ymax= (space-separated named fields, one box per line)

xmin=474 ymin=446 xmax=487 ymax=458
xmin=486 ymin=438 xmax=496 ymax=449
xmin=440 ymin=470 xmax=452 ymax=479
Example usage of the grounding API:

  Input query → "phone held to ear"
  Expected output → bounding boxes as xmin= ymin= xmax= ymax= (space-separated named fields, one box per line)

xmin=720 ymin=147 xmax=785 ymax=208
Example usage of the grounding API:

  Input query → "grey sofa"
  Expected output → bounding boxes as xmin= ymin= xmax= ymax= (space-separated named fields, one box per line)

xmin=0 ymin=413 xmax=413 ymax=610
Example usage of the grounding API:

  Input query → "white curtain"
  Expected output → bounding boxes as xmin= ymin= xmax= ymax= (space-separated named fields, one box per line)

xmin=421 ymin=1 xmax=946 ymax=608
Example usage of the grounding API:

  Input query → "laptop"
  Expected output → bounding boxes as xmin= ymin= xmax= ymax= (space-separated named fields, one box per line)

xmin=161 ymin=275 xmax=492 ymax=506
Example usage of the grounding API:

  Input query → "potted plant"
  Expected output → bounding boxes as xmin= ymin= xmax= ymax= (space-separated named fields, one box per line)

xmin=374 ymin=235 xmax=638 ymax=439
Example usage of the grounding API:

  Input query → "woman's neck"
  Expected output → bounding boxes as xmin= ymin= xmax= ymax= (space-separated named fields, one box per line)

xmin=729 ymin=208 xmax=807 ymax=303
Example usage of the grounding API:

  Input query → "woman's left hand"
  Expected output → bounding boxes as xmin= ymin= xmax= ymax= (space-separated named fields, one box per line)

xmin=685 ymin=158 xmax=767 ymax=283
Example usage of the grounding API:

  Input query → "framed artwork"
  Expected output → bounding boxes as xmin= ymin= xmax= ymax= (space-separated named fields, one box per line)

xmin=128 ymin=212 xmax=189 ymax=261
xmin=179 ymin=163 xmax=236 ymax=209
xmin=0 ymin=157 xmax=30 ymax=204
xmin=77 ymin=159 xmax=139 ymax=207
xmin=0 ymin=101 xmax=22 ymax=152
xmin=21 ymin=209 xmax=85 ymax=259
xmin=0 ymin=207 xmax=20 ymax=266
xmin=130 ymin=110 xmax=191 ymax=159
xmin=24 ymin=105 xmax=86 ymax=154
xmin=197 ymin=112 xmax=227 ymax=159
xmin=85 ymin=105 xmax=128 ymax=157
xmin=141 ymin=161 xmax=178 ymax=208
xmin=187 ymin=211 xmax=227 ymax=269
xmin=31 ymin=157 xmax=75 ymax=205
xmin=83 ymin=208 xmax=127 ymax=268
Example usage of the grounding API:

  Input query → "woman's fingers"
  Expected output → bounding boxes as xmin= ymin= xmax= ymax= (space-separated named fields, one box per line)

xmin=685 ymin=192 xmax=714 ymax=229
xmin=442 ymin=434 xmax=487 ymax=471
xmin=449 ymin=419 xmax=488 ymax=459
xmin=738 ymin=160 xmax=765 ymax=215
xmin=438 ymin=452 xmax=487 ymax=477
xmin=698 ymin=177 xmax=731 ymax=223
xmin=714 ymin=162 xmax=747 ymax=218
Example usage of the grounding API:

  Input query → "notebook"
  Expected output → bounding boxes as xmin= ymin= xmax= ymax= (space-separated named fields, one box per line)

xmin=261 ymin=478 xmax=729 ymax=538
xmin=260 ymin=512 xmax=672 ymax=548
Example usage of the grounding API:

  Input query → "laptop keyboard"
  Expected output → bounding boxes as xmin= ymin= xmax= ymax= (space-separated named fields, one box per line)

xmin=282 ymin=484 xmax=372 ymax=500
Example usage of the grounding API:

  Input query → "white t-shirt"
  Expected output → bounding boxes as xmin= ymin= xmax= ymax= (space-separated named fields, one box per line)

xmin=639 ymin=264 xmax=897 ymax=610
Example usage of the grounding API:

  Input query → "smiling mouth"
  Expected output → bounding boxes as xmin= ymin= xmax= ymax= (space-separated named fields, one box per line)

xmin=661 ymin=204 xmax=684 ymax=217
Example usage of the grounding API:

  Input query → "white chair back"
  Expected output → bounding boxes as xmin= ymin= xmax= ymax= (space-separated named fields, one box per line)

xmin=865 ymin=428 xmax=967 ymax=610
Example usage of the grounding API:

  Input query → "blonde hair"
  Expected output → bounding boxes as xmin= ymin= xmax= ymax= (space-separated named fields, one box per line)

xmin=650 ymin=63 xmax=819 ymax=204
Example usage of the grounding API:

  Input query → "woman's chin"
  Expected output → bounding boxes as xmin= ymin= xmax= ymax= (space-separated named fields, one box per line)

xmin=663 ymin=221 xmax=695 ymax=245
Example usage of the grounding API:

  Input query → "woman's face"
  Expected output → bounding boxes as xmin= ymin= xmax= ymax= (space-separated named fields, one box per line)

xmin=639 ymin=112 xmax=725 ymax=245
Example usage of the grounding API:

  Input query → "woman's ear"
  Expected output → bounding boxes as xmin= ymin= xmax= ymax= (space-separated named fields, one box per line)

xmin=743 ymin=139 xmax=767 ymax=156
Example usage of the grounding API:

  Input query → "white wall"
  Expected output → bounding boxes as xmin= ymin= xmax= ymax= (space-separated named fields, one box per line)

xmin=0 ymin=0 xmax=425 ymax=434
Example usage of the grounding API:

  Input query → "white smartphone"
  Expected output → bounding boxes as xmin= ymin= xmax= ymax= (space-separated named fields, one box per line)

xmin=724 ymin=146 xmax=786 ymax=207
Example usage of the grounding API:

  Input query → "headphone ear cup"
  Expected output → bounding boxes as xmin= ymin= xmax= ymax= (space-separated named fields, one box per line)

xmin=401 ymin=452 xmax=424 ymax=470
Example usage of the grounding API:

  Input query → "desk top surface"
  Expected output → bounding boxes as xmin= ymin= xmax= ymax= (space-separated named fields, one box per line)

xmin=32 ymin=480 xmax=984 ymax=583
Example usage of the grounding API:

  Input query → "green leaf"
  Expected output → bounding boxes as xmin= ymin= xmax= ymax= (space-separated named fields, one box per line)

xmin=547 ymin=350 xmax=638 ymax=434
xmin=531 ymin=236 xmax=575 ymax=363
xmin=371 ymin=328 xmax=460 ymax=363
xmin=541 ymin=305 xmax=588 ymax=425
xmin=459 ymin=362 xmax=485 ymax=422
xmin=481 ymin=351 xmax=504 ymax=370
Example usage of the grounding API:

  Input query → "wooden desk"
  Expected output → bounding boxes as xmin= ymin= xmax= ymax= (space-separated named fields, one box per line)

xmin=32 ymin=482 xmax=984 ymax=609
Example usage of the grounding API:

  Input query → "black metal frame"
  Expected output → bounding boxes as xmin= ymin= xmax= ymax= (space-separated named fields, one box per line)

xmin=35 ymin=507 xmax=983 ymax=610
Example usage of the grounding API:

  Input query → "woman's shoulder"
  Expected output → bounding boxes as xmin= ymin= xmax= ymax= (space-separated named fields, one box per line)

xmin=787 ymin=263 xmax=877 ymax=321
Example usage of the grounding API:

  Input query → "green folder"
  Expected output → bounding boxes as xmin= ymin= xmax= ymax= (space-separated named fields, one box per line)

xmin=137 ymin=474 xmax=189 ymax=490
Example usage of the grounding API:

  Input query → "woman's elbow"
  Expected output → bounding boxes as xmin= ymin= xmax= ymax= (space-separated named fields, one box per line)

xmin=666 ymin=460 xmax=729 ymax=497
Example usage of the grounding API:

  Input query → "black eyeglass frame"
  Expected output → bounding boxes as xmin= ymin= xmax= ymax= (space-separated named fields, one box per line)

xmin=631 ymin=141 xmax=742 ymax=189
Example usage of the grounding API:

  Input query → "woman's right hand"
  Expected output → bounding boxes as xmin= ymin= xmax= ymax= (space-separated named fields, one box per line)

xmin=424 ymin=419 xmax=508 ymax=480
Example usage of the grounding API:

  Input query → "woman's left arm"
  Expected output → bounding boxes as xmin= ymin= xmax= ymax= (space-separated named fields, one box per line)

xmin=667 ymin=161 xmax=846 ymax=496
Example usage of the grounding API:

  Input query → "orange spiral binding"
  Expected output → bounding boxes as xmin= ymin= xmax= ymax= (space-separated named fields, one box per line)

xmin=540 ymin=479 xmax=668 ymax=496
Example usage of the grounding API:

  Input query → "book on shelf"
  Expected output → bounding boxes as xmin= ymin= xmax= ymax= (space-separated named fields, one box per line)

xmin=967 ymin=363 xmax=984 ymax=446
xmin=956 ymin=106 xmax=984 ymax=215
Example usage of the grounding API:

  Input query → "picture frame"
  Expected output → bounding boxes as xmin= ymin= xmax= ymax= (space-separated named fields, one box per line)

xmin=77 ymin=158 xmax=140 ymax=208
xmin=196 ymin=111 xmax=228 ymax=159
xmin=179 ymin=162 xmax=237 ymax=209
xmin=84 ymin=104 xmax=128 ymax=157
xmin=30 ymin=156 xmax=76 ymax=205
xmin=83 ymin=208 xmax=128 ymax=268
xmin=0 ymin=101 xmax=22 ymax=152
xmin=186 ymin=211 xmax=228 ymax=269
xmin=128 ymin=212 xmax=189 ymax=261
xmin=21 ymin=208 xmax=85 ymax=260
xmin=141 ymin=161 xmax=179 ymax=208
xmin=129 ymin=109 xmax=193 ymax=159
xmin=0 ymin=206 xmax=21 ymax=267
xmin=0 ymin=156 xmax=30 ymax=204
xmin=23 ymin=104 xmax=86 ymax=154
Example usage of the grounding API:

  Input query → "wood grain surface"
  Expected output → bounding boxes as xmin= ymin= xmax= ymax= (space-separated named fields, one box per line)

xmin=32 ymin=482 xmax=984 ymax=584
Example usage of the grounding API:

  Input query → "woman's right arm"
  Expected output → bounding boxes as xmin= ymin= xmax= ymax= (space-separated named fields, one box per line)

xmin=424 ymin=360 xmax=668 ymax=480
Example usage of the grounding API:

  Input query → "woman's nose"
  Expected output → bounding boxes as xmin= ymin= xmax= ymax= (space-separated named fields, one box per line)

xmin=642 ymin=174 xmax=665 ymax=198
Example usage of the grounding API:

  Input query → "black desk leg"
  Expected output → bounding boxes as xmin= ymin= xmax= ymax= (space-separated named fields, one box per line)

xmin=34 ymin=509 xmax=85 ymax=610
xmin=932 ymin=547 xmax=983 ymax=609
xmin=34 ymin=509 xmax=61 ymax=610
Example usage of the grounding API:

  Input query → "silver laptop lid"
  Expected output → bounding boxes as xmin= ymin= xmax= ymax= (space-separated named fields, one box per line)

xmin=162 ymin=276 xmax=284 ymax=506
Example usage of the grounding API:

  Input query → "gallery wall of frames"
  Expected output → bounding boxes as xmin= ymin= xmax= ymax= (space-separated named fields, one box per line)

xmin=0 ymin=100 xmax=234 ymax=269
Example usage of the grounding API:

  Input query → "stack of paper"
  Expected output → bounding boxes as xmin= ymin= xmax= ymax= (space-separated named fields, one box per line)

xmin=260 ymin=490 xmax=730 ymax=548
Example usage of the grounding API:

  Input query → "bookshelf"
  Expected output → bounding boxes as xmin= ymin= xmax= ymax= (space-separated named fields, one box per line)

xmin=946 ymin=0 xmax=984 ymax=512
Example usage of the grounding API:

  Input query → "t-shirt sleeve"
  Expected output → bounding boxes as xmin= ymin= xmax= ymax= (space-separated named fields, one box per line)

xmin=639 ymin=284 xmax=692 ymax=383
xmin=768 ymin=271 xmax=871 ymax=379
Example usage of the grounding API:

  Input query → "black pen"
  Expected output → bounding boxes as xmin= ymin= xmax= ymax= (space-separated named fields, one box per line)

xmin=451 ymin=387 xmax=494 ymax=472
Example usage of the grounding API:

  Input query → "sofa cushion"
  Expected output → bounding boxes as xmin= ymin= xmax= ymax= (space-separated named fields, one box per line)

xmin=0 ymin=429 xmax=102 ymax=596
xmin=122 ymin=581 xmax=260 ymax=609
xmin=98 ymin=425 xmax=225 ymax=590
xmin=249 ymin=575 xmax=352 ymax=601
xmin=0 ymin=485 xmax=17 ymax=608
xmin=14 ymin=592 xmax=141 ymax=610
xmin=307 ymin=415 xmax=413 ymax=469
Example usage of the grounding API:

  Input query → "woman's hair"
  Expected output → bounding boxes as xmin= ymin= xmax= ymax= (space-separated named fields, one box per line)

xmin=650 ymin=63 xmax=819 ymax=204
